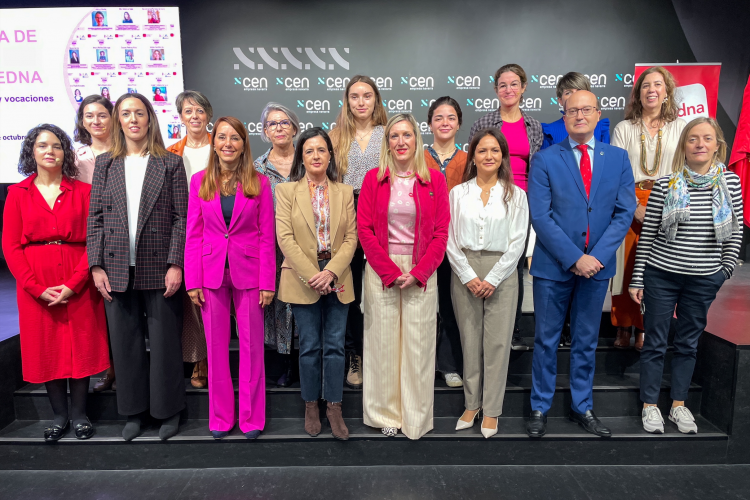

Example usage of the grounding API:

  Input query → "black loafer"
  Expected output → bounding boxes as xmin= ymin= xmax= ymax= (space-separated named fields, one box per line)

xmin=526 ymin=410 xmax=547 ymax=438
xmin=44 ymin=421 xmax=70 ymax=442
xmin=570 ymin=409 xmax=611 ymax=437
xmin=74 ymin=420 xmax=95 ymax=440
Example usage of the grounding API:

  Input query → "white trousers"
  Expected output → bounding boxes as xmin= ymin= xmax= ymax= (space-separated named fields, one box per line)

xmin=362 ymin=254 xmax=437 ymax=440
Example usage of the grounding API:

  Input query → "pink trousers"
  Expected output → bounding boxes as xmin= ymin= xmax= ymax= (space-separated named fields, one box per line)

xmin=201 ymin=269 xmax=265 ymax=433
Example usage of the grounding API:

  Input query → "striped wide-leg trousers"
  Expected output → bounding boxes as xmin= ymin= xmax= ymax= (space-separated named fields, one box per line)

xmin=362 ymin=254 xmax=438 ymax=440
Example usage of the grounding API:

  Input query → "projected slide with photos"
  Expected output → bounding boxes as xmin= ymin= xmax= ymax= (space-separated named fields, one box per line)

xmin=0 ymin=7 xmax=185 ymax=183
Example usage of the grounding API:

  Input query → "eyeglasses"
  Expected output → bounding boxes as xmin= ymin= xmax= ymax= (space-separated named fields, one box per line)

xmin=564 ymin=106 xmax=598 ymax=117
xmin=497 ymin=82 xmax=522 ymax=93
xmin=266 ymin=120 xmax=292 ymax=130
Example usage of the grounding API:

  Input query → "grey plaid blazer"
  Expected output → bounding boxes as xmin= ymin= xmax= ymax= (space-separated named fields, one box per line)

xmin=87 ymin=151 xmax=188 ymax=292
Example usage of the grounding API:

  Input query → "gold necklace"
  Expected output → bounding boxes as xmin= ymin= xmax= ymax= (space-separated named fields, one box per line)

xmin=640 ymin=122 xmax=663 ymax=177
xmin=435 ymin=146 xmax=457 ymax=159
xmin=355 ymin=128 xmax=373 ymax=142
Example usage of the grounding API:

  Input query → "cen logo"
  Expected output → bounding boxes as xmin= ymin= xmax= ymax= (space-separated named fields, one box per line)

xmin=447 ymin=75 xmax=481 ymax=90
xmin=468 ymin=97 xmax=541 ymax=112
xmin=531 ymin=74 xmax=562 ymax=89
xmin=615 ymin=73 xmax=634 ymax=87
xmin=585 ymin=73 xmax=606 ymax=88
xmin=276 ymin=77 xmax=309 ymax=91
xmin=318 ymin=76 xmax=350 ymax=91
xmin=382 ymin=99 xmax=413 ymax=113
xmin=234 ymin=77 xmax=268 ymax=92
xmin=296 ymin=99 xmax=330 ymax=114
xmin=401 ymin=76 xmax=434 ymax=91
xmin=597 ymin=95 xmax=626 ymax=110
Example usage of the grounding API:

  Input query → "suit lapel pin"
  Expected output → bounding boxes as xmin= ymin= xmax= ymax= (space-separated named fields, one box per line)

xmin=599 ymin=151 xmax=604 ymax=156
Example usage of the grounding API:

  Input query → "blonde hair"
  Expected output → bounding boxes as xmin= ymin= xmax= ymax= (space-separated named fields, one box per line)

xmin=670 ymin=116 xmax=727 ymax=173
xmin=330 ymin=75 xmax=387 ymax=177
xmin=110 ymin=93 xmax=168 ymax=159
xmin=625 ymin=66 xmax=680 ymax=124
xmin=199 ymin=116 xmax=259 ymax=200
xmin=377 ymin=113 xmax=430 ymax=183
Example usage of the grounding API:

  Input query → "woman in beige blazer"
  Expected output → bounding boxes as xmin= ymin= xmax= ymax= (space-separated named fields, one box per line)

xmin=275 ymin=127 xmax=357 ymax=440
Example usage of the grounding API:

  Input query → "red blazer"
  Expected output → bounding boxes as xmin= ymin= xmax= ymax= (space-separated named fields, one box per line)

xmin=357 ymin=167 xmax=449 ymax=288
xmin=184 ymin=171 xmax=276 ymax=291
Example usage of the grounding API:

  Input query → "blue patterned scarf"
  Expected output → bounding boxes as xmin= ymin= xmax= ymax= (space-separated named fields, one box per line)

xmin=662 ymin=162 xmax=738 ymax=242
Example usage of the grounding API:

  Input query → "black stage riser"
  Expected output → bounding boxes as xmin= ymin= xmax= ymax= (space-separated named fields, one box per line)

xmin=0 ymin=437 xmax=729 ymax=470
xmin=14 ymin=382 xmax=700 ymax=421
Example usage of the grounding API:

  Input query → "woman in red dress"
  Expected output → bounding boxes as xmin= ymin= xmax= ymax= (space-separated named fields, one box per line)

xmin=2 ymin=124 xmax=109 ymax=441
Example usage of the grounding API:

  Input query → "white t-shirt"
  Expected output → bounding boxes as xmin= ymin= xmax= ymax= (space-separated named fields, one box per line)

xmin=124 ymin=154 xmax=150 ymax=266
xmin=182 ymin=144 xmax=211 ymax=189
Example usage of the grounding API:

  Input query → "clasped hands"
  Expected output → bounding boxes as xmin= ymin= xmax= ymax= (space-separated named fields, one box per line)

xmin=39 ymin=285 xmax=75 ymax=306
xmin=570 ymin=254 xmax=604 ymax=278
xmin=308 ymin=269 xmax=337 ymax=295
xmin=465 ymin=277 xmax=495 ymax=298
xmin=393 ymin=272 xmax=417 ymax=289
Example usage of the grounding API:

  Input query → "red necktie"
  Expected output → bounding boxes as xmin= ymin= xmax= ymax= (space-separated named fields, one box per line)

xmin=576 ymin=144 xmax=591 ymax=248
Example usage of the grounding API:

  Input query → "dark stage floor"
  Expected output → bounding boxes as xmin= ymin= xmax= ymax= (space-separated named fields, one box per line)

xmin=1 ymin=465 xmax=750 ymax=499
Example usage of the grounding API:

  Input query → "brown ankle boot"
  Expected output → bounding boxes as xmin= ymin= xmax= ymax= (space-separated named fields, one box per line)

xmin=326 ymin=402 xmax=349 ymax=441
xmin=635 ymin=330 xmax=645 ymax=351
xmin=613 ymin=327 xmax=632 ymax=349
xmin=304 ymin=401 xmax=321 ymax=437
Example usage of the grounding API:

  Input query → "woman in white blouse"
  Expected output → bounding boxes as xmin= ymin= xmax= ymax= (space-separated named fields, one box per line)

xmin=447 ymin=127 xmax=528 ymax=438
xmin=611 ymin=67 xmax=686 ymax=350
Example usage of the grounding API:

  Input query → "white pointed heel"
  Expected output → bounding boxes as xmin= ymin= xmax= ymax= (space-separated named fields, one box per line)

xmin=455 ymin=409 xmax=481 ymax=431
xmin=481 ymin=416 xmax=499 ymax=439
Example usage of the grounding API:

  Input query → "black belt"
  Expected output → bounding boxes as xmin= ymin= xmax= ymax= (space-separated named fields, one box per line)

xmin=27 ymin=240 xmax=69 ymax=246
xmin=317 ymin=251 xmax=331 ymax=261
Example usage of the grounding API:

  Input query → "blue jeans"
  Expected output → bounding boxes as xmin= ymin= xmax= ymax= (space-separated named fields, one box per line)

xmin=291 ymin=261 xmax=349 ymax=403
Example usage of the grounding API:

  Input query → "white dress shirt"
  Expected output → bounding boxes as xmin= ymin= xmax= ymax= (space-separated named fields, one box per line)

xmin=446 ymin=178 xmax=529 ymax=287
xmin=124 ymin=154 xmax=150 ymax=266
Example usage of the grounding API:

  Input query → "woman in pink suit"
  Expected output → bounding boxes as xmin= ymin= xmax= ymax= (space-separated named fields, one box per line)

xmin=185 ymin=116 xmax=276 ymax=440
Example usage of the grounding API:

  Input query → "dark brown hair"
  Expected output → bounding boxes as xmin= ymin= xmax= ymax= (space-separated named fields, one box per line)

xmin=427 ymin=96 xmax=463 ymax=127
xmin=18 ymin=124 xmax=78 ymax=178
xmin=493 ymin=63 xmax=527 ymax=91
xmin=462 ymin=127 xmax=514 ymax=208
xmin=74 ymin=94 xmax=114 ymax=145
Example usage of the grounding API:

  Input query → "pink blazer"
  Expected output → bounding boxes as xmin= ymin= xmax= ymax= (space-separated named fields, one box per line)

xmin=185 ymin=171 xmax=276 ymax=291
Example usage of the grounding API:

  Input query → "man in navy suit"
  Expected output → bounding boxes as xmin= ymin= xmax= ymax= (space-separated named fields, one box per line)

xmin=526 ymin=91 xmax=635 ymax=437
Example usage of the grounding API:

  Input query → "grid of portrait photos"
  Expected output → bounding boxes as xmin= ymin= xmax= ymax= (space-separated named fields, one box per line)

xmin=66 ymin=7 xmax=185 ymax=143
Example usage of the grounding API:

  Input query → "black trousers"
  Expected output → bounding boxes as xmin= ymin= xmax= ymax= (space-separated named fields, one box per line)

xmin=105 ymin=267 xmax=185 ymax=419
xmin=436 ymin=255 xmax=463 ymax=374
xmin=640 ymin=265 xmax=724 ymax=404
xmin=345 ymin=246 xmax=365 ymax=357
xmin=345 ymin=194 xmax=365 ymax=358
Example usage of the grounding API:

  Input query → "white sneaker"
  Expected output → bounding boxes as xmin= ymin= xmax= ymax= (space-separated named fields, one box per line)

xmin=443 ymin=372 xmax=463 ymax=388
xmin=669 ymin=406 xmax=698 ymax=434
xmin=642 ymin=406 xmax=664 ymax=433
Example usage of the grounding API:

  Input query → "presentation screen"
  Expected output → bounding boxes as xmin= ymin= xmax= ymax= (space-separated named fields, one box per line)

xmin=0 ymin=7 xmax=185 ymax=183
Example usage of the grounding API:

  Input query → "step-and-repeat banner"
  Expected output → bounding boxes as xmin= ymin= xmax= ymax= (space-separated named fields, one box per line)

xmin=0 ymin=7 xmax=184 ymax=183
xmin=179 ymin=0 xmax=709 ymax=159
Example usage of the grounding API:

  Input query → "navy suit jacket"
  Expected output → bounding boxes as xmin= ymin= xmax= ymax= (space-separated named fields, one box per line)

xmin=528 ymin=139 xmax=635 ymax=282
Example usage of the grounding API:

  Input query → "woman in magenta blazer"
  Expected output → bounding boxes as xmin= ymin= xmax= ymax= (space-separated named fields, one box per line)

xmin=358 ymin=113 xmax=449 ymax=440
xmin=185 ymin=116 xmax=276 ymax=440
